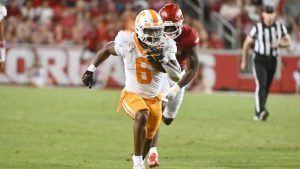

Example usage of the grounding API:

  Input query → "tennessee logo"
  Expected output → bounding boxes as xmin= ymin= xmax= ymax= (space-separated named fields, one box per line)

xmin=129 ymin=42 xmax=136 ymax=49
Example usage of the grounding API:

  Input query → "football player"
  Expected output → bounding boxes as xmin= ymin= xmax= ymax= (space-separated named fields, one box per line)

xmin=146 ymin=4 xmax=200 ymax=168
xmin=82 ymin=9 xmax=182 ymax=169
xmin=0 ymin=3 xmax=7 ymax=69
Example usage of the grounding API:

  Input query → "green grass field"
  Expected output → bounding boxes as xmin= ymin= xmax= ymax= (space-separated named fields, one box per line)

xmin=0 ymin=86 xmax=300 ymax=169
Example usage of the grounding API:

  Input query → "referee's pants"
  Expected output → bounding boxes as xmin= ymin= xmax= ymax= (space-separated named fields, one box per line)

xmin=252 ymin=54 xmax=277 ymax=114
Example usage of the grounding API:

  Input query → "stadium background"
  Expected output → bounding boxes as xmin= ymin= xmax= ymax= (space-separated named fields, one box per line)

xmin=1 ymin=0 xmax=300 ymax=92
xmin=1 ymin=1 xmax=300 ymax=169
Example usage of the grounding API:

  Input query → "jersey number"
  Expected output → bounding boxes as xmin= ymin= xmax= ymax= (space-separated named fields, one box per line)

xmin=136 ymin=57 xmax=152 ymax=84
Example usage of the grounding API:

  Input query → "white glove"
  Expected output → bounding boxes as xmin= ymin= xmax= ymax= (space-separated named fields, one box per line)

xmin=0 ymin=5 xmax=7 ymax=21
xmin=166 ymin=84 xmax=180 ymax=101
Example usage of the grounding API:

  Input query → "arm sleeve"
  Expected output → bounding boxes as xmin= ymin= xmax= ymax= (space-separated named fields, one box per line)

xmin=114 ymin=32 xmax=124 ymax=57
xmin=249 ymin=25 xmax=257 ymax=38
xmin=163 ymin=38 xmax=177 ymax=61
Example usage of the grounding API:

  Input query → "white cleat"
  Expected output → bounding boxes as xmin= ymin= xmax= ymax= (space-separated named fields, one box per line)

xmin=253 ymin=110 xmax=269 ymax=121
xmin=132 ymin=164 xmax=145 ymax=169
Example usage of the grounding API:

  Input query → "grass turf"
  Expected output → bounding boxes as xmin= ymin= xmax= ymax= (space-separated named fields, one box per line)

xmin=0 ymin=86 xmax=299 ymax=169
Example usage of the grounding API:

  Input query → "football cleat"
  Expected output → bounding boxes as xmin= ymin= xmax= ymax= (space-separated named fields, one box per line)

xmin=253 ymin=110 xmax=269 ymax=121
xmin=147 ymin=153 xmax=159 ymax=168
xmin=132 ymin=164 xmax=145 ymax=169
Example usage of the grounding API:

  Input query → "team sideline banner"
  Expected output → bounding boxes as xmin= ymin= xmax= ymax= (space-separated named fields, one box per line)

xmin=0 ymin=46 xmax=298 ymax=92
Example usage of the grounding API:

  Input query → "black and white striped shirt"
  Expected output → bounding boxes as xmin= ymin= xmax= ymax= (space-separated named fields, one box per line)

xmin=249 ymin=21 xmax=288 ymax=57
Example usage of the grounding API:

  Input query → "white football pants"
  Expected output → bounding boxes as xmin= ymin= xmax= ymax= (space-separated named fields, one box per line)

xmin=161 ymin=74 xmax=185 ymax=119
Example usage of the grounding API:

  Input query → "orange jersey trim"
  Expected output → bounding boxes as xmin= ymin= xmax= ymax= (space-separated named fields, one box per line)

xmin=134 ymin=33 xmax=147 ymax=56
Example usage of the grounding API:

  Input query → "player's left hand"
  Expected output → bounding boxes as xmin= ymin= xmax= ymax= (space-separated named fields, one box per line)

xmin=166 ymin=84 xmax=181 ymax=101
xmin=146 ymin=47 xmax=167 ymax=64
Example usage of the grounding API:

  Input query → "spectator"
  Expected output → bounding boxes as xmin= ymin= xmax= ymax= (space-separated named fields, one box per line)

xmin=7 ymin=0 xmax=21 ymax=17
xmin=184 ymin=15 xmax=208 ymax=48
xmin=59 ymin=6 xmax=76 ymax=29
xmin=219 ymin=0 xmax=241 ymax=22
xmin=27 ymin=54 xmax=47 ymax=88
xmin=21 ymin=1 xmax=36 ymax=20
xmin=38 ymin=0 xmax=54 ymax=24
xmin=121 ymin=3 xmax=136 ymax=32
xmin=16 ymin=17 xmax=33 ymax=43
xmin=149 ymin=0 xmax=170 ymax=11
xmin=219 ymin=0 xmax=241 ymax=48
xmin=293 ymin=60 xmax=300 ymax=95
xmin=208 ymin=31 xmax=224 ymax=49
xmin=6 ymin=17 xmax=19 ymax=44
xmin=133 ymin=0 xmax=149 ymax=11
xmin=31 ymin=24 xmax=54 ymax=44
xmin=52 ymin=23 xmax=66 ymax=44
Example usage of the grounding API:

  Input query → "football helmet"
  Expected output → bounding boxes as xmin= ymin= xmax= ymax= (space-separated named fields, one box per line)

xmin=135 ymin=9 xmax=164 ymax=47
xmin=159 ymin=3 xmax=184 ymax=39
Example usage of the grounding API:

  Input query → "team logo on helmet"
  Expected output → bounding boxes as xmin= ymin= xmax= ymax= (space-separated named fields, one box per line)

xmin=135 ymin=10 xmax=164 ymax=47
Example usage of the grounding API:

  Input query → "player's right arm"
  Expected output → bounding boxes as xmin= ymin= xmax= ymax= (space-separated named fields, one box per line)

xmin=82 ymin=41 xmax=117 ymax=88
xmin=177 ymin=46 xmax=199 ymax=88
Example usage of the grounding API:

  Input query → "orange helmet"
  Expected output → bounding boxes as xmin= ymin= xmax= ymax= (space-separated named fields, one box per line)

xmin=135 ymin=9 xmax=164 ymax=46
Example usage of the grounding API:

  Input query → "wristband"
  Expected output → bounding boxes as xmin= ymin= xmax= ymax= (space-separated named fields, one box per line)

xmin=87 ymin=64 xmax=97 ymax=72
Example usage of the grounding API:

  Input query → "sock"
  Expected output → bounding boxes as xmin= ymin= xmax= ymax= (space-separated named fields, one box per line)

xmin=149 ymin=147 xmax=158 ymax=155
xmin=133 ymin=155 xmax=143 ymax=165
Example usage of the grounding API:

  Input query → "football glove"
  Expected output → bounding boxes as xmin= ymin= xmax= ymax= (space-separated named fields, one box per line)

xmin=166 ymin=84 xmax=180 ymax=101
xmin=82 ymin=70 xmax=94 ymax=88
xmin=146 ymin=47 xmax=167 ymax=64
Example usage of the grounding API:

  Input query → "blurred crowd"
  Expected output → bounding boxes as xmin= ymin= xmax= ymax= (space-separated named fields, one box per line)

xmin=4 ymin=0 xmax=211 ymax=52
xmin=5 ymin=0 xmax=205 ymax=52
xmin=4 ymin=0 xmax=300 ymax=53
xmin=198 ymin=0 xmax=300 ymax=53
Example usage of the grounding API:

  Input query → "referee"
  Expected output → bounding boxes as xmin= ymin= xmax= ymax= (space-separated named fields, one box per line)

xmin=241 ymin=5 xmax=292 ymax=121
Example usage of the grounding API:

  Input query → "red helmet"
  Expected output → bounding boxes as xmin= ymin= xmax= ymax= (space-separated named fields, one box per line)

xmin=159 ymin=3 xmax=184 ymax=39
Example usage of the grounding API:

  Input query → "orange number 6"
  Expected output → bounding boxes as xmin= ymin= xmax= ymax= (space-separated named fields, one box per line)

xmin=136 ymin=57 xmax=152 ymax=84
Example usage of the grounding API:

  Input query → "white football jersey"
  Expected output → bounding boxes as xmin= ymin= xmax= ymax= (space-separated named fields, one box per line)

xmin=114 ymin=31 xmax=177 ymax=98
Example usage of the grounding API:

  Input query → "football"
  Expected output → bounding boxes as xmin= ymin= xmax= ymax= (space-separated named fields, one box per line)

xmin=150 ymin=61 xmax=166 ymax=73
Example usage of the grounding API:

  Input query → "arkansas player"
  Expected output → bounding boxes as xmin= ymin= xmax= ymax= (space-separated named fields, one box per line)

xmin=145 ymin=3 xmax=200 ymax=168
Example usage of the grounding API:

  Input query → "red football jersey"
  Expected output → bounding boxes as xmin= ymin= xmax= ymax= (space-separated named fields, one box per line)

xmin=174 ymin=25 xmax=199 ymax=66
